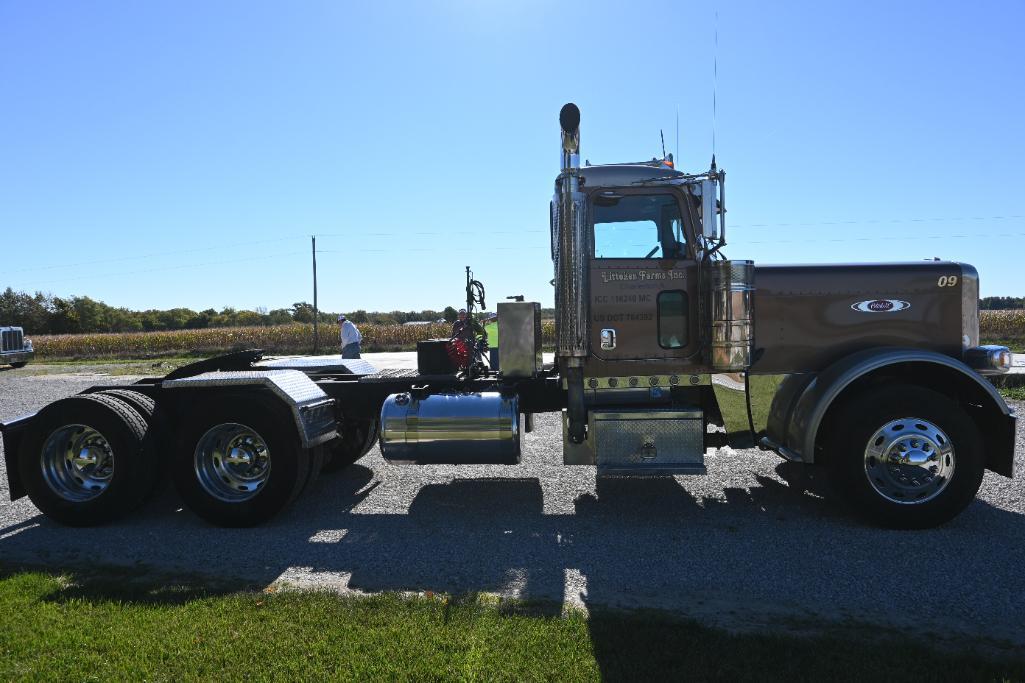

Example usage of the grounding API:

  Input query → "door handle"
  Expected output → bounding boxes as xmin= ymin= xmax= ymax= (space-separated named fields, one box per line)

xmin=600 ymin=328 xmax=617 ymax=350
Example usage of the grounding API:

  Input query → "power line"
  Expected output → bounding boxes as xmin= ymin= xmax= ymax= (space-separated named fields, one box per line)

xmin=12 ymin=251 xmax=308 ymax=287
xmin=731 ymin=214 xmax=1024 ymax=229
xmin=8 ymin=213 xmax=1022 ymax=283
xmin=314 ymin=230 xmax=546 ymax=238
xmin=744 ymin=232 xmax=1025 ymax=245
xmin=7 ymin=235 xmax=306 ymax=274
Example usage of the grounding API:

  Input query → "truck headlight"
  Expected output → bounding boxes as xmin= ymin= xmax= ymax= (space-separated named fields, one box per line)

xmin=965 ymin=345 xmax=1012 ymax=374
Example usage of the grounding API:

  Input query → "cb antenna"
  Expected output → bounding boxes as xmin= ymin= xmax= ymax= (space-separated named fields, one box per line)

xmin=711 ymin=4 xmax=719 ymax=170
xmin=660 ymin=129 xmax=666 ymax=159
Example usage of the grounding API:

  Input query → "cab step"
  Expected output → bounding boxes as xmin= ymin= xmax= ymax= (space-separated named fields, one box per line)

xmin=562 ymin=407 xmax=708 ymax=469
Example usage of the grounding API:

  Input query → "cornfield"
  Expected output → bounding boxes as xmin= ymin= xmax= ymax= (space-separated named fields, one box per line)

xmin=981 ymin=309 xmax=1025 ymax=342
xmin=28 ymin=313 xmax=1017 ymax=360
xmin=31 ymin=323 xmax=456 ymax=359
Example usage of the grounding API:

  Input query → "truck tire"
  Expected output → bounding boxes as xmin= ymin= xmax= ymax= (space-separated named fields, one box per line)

xmin=824 ymin=384 xmax=984 ymax=529
xmin=298 ymin=444 xmax=327 ymax=495
xmin=97 ymin=389 xmax=168 ymax=496
xmin=321 ymin=419 xmax=378 ymax=474
xmin=17 ymin=393 xmax=154 ymax=526
xmin=10 ymin=362 xmax=28 ymax=368
xmin=173 ymin=395 xmax=310 ymax=527
xmin=97 ymin=389 xmax=155 ymax=419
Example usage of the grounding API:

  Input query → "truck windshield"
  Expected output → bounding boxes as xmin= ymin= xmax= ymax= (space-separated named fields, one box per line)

xmin=592 ymin=193 xmax=686 ymax=259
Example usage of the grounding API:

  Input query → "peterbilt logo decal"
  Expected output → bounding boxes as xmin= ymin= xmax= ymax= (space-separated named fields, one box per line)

xmin=851 ymin=299 xmax=911 ymax=313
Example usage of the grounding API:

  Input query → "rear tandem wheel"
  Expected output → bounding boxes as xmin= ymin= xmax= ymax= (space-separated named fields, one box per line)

xmin=97 ymin=388 xmax=169 ymax=495
xmin=17 ymin=393 xmax=157 ymax=526
xmin=172 ymin=395 xmax=312 ymax=527
xmin=321 ymin=418 xmax=379 ymax=474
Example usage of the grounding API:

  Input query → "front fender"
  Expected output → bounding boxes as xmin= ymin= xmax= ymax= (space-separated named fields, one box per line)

xmin=783 ymin=347 xmax=1015 ymax=473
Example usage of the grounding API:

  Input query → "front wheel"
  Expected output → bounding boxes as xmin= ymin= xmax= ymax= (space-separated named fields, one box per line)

xmin=10 ymin=362 xmax=27 ymax=369
xmin=825 ymin=384 xmax=984 ymax=529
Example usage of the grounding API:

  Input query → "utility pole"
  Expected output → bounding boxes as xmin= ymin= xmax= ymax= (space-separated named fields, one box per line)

xmin=312 ymin=235 xmax=319 ymax=354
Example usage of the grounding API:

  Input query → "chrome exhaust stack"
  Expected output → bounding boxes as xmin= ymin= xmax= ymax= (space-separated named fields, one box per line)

xmin=554 ymin=103 xmax=589 ymax=443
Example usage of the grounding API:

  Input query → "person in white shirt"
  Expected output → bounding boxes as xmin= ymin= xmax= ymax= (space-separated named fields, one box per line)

xmin=338 ymin=314 xmax=362 ymax=358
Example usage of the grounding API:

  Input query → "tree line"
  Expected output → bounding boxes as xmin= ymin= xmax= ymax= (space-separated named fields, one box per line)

xmin=0 ymin=287 xmax=466 ymax=334
xmin=979 ymin=296 xmax=1025 ymax=310
xmin=26 ymin=285 xmax=1012 ymax=332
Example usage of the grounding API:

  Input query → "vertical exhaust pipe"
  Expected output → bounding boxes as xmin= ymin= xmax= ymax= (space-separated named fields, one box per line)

xmin=555 ymin=103 xmax=588 ymax=443
xmin=560 ymin=103 xmax=580 ymax=171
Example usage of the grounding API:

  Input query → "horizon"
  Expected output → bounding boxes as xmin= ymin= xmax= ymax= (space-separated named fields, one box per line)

xmin=2 ymin=1 xmax=1023 ymax=311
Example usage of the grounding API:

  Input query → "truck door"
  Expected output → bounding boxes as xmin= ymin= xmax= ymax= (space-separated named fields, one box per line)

xmin=588 ymin=189 xmax=700 ymax=363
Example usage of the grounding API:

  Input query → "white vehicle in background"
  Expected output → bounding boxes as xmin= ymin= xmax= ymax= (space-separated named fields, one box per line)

xmin=0 ymin=326 xmax=33 ymax=368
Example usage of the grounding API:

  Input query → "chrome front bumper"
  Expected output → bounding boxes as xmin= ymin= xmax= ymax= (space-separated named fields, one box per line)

xmin=0 ymin=350 xmax=33 ymax=366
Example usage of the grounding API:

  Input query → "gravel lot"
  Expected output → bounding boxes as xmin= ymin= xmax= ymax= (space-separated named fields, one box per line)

xmin=1 ymin=365 xmax=1024 ymax=645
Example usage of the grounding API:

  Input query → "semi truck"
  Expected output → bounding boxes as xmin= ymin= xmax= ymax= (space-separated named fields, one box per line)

xmin=0 ymin=104 xmax=1016 ymax=529
xmin=0 ymin=326 xmax=33 ymax=368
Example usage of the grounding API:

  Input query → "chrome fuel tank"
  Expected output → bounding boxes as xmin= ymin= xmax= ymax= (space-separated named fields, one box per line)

xmin=379 ymin=391 xmax=520 ymax=465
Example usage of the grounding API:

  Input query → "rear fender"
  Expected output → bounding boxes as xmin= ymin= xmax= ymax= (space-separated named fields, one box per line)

xmin=780 ymin=347 xmax=1016 ymax=476
xmin=162 ymin=370 xmax=337 ymax=448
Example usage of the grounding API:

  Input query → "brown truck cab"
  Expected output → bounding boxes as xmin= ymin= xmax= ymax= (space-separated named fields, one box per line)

xmin=553 ymin=103 xmax=1015 ymax=528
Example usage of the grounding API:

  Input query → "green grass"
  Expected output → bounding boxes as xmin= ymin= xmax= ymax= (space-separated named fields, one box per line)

xmin=999 ymin=385 xmax=1025 ymax=401
xmin=0 ymin=565 xmax=1023 ymax=682
xmin=981 ymin=338 xmax=1025 ymax=353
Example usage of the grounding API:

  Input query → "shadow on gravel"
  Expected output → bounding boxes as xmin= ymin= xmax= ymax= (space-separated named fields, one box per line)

xmin=3 ymin=457 xmax=1025 ymax=666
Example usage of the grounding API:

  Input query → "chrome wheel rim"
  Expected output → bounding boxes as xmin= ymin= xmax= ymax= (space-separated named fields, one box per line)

xmin=40 ymin=424 xmax=115 ymax=502
xmin=863 ymin=417 xmax=954 ymax=505
xmin=194 ymin=423 xmax=271 ymax=502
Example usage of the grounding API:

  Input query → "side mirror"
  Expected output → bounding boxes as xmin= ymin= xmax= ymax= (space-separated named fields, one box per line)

xmin=701 ymin=179 xmax=719 ymax=240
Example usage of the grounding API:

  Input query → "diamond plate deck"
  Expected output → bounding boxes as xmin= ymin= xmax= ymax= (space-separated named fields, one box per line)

xmin=256 ymin=356 xmax=378 ymax=376
xmin=162 ymin=370 xmax=336 ymax=447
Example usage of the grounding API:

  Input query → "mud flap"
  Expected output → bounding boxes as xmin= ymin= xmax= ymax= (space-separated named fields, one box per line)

xmin=0 ymin=413 xmax=36 ymax=500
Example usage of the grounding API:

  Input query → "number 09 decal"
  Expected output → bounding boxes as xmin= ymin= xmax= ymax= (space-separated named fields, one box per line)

xmin=937 ymin=275 xmax=959 ymax=287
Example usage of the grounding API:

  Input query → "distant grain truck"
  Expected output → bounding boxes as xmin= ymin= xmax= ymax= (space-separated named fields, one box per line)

xmin=1 ymin=104 xmax=1015 ymax=530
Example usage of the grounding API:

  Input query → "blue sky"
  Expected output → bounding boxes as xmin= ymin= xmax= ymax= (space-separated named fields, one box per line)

xmin=2 ymin=0 xmax=1022 ymax=313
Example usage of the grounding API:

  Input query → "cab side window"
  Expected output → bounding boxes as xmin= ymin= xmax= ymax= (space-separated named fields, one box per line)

xmin=592 ymin=193 xmax=686 ymax=259
xmin=657 ymin=290 xmax=688 ymax=349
